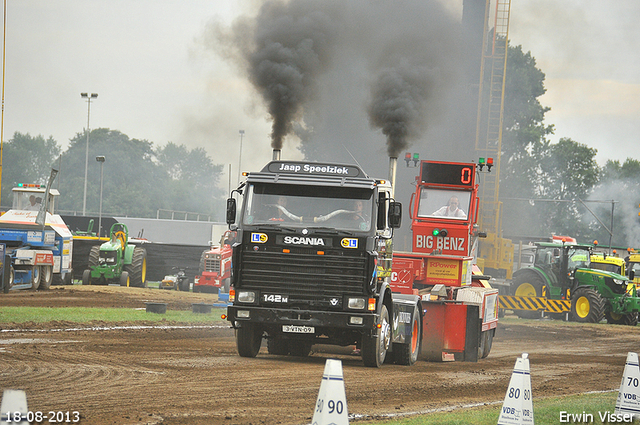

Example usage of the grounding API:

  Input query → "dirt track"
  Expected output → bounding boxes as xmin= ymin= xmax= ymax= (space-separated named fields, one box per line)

xmin=1 ymin=285 xmax=639 ymax=425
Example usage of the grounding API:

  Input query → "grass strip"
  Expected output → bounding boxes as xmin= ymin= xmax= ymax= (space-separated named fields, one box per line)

xmin=0 ymin=306 xmax=227 ymax=324
xmin=355 ymin=392 xmax=638 ymax=424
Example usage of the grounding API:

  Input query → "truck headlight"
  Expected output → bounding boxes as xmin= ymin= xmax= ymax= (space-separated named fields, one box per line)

xmin=348 ymin=297 xmax=366 ymax=309
xmin=614 ymin=279 xmax=626 ymax=286
xmin=237 ymin=291 xmax=256 ymax=303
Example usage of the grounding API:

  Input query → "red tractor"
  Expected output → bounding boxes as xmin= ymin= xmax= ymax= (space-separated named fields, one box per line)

xmin=193 ymin=230 xmax=236 ymax=294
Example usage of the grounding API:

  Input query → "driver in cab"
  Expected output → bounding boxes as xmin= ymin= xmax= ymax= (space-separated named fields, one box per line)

xmin=432 ymin=196 xmax=467 ymax=218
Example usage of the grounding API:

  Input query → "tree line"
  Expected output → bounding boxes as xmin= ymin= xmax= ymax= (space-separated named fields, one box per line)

xmin=0 ymin=129 xmax=226 ymax=221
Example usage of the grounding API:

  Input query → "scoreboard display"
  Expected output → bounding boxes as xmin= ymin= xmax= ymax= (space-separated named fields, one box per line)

xmin=420 ymin=161 xmax=476 ymax=187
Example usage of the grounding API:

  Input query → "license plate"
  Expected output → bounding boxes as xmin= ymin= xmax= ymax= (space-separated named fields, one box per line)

xmin=282 ymin=325 xmax=315 ymax=334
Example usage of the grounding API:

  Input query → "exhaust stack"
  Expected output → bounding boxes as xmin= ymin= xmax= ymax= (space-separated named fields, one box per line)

xmin=388 ymin=156 xmax=397 ymax=199
xmin=272 ymin=149 xmax=282 ymax=161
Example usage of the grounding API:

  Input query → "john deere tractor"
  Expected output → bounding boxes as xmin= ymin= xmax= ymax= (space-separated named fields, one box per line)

xmin=82 ymin=223 xmax=147 ymax=287
xmin=510 ymin=242 xmax=640 ymax=325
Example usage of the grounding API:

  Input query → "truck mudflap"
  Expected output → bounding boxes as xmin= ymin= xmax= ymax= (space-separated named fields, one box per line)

xmin=227 ymin=306 xmax=378 ymax=336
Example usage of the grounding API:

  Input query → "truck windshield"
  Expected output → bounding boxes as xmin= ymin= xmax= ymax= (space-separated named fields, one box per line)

xmin=242 ymin=183 xmax=374 ymax=232
xmin=416 ymin=188 xmax=470 ymax=220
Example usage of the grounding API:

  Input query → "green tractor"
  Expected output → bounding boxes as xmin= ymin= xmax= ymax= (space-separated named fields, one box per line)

xmin=510 ymin=242 xmax=640 ymax=325
xmin=82 ymin=223 xmax=147 ymax=287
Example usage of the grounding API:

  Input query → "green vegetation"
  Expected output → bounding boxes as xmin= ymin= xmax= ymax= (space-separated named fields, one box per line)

xmin=0 ymin=306 xmax=227 ymax=324
xmin=357 ymin=392 xmax=633 ymax=424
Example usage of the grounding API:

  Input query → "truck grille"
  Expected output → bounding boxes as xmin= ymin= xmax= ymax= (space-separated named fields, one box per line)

xmin=205 ymin=258 xmax=220 ymax=273
xmin=239 ymin=248 xmax=367 ymax=305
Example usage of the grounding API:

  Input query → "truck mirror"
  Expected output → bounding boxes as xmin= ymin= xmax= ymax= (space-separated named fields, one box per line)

xmin=388 ymin=202 xmax=402 ymax=228
xmin=630 ymin=270 xmax=635 ymax=281
xmin=226 ymin=198 xmax=237 ymax=225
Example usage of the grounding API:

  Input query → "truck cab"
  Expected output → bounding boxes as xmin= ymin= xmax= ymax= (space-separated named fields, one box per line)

xmin=224 ymin=160 xmax=417 ymax=367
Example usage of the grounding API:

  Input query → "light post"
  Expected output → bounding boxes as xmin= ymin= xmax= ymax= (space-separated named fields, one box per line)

xmin=96 ymin=155 xmax=105 ymax=238
xmin=81 ymin=92 xmax=98 ymax=216
xmin=237 ymin=129 xmax=245 ymax=185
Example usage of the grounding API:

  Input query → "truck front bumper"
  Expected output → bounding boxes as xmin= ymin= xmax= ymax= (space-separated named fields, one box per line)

xmin=226 ymin=305 xmax=377 ymax=333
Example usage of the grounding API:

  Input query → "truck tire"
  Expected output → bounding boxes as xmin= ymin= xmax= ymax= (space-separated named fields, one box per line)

xmin=236 ymin=324 xmax=262 ymax=358
xmin=605 ymin=311 xmax=639 ymax=326
xmin=39 ymin=265 xmax=53 ymax=290
xmin=362 ymin=304 xmax=390 ymax=367
xmin=393 ymin=304 xmax=421 ymax=366
xmin=30 ymin=265 xmax=41 ymax=290
xmin=82 ymin=269 xmax=92 ymax=285
xmin=119 ymin=271 xmax=129 ymax=287
xmin=267 ymin=337 xmax=290 ymax=355
xmin=126 ymin=247 xmax=147 ymax=288
xmin=478 ymin=328 xmax=495 ymax=359
xmin=4 ymin=266 xmax=14 ymax=292
xmin=571 ymin=287 xmax=605 ymax=323
xmin=511 ymin=273 xmax=545 ymax=319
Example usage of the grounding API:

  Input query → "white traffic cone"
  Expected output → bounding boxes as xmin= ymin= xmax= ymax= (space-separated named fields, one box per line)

xmin=497 ymin=353 xmax=534 ymax=425
xmin=311 ymin=359 xmax=349 ymax=425
xmin=0 ymin=390 xmax=29 ymax=425
xmin=615 ymin=352 xmax=640 ymax=419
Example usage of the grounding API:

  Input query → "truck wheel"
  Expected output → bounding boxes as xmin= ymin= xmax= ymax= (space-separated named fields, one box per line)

xmin=236 ymin=324 xmax=262 ymax=358
xmin=571 ymin=287 xmax=605 ymax=323
xmin=511 ymin=274 xmax=544 ymax=319
xmin=39 ymin=266 xmax=53 ymax=290
xmin=478 ymin=328 xmax=495 ymax=359
xmin=605 ymin=311 xmax=639 ymax=326
xmin=126 ymin=247 xmax=147 ymax=288
xmin=119 ymin=271 xmax=129 ymax=287
xmin=30 ymin=265 xmax=41 ymax=290
xmin=4 ymin=267 xmax=14 ymax=292
xmin=267 ymin=337 xmax=290 ymax=355
xmin=393 ymin=304 xmax=421 ymax=366
xmin=362 ymin=304 xmax=390 ymax=367
xmin=82 ymin=269 xmax=92 ymax=285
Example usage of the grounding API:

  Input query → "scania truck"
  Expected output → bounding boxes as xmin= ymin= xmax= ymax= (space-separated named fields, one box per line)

xmin=224 ymin=156 xmax=423 ymax=367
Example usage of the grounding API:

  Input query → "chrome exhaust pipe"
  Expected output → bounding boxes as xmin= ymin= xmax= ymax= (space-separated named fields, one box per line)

xmin=388 ymin=156 xmax=397 ymax=199
xmin=272 ymin=149 xmax=281 ymax=161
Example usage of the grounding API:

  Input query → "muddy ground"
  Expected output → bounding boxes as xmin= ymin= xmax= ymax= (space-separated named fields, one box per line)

xmin=0 ymin=285 xmax=638 ymax=425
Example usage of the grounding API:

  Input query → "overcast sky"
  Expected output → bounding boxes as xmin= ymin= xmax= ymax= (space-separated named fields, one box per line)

xmin=4 ymin=0 xmax=639 ymax=183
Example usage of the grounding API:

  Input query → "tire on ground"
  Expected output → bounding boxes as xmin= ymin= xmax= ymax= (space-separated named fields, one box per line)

xmin=362 ymin=304 xmax=390 ymax=368
xmin=82 ymin=269 xmax=92 ymax=285
xmin=393 ymin=303 xmax=421 ymax=366
xmin=125 ymin=247 xmax=147 ymax=288
xmin=236 ymin=323 xmax=262 ymax=358
xmin=605 ymin=311 xmax=639 ymax=326
xmin=39 ymin=265 xmax=53 ymax=290
xmin=30 ymin=265 xmax=41 ymax=290
xmin=570 ymin=287 xmax=605 ymax=323
xmin=119 ymin=271 xmax=129 ymax=287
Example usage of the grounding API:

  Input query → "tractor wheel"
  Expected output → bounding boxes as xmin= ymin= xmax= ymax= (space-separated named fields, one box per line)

xmin=362 ymin=304 xmax=390 ymax=367
xmin=393 ymin=303 xmax=421 ymax=366
xmin=267 ymin=337 xmax=290 ymax=355
xmin=82 ymin=269 xmax=92 ymax=285
xmin=605 ymin=311 xmax=639 ymax=326
xmin=126 ymin=247 xmax=147 ymax=288
xmin=236 ymin=324 xmax=262 ymax=358
xmin=511 ymin=273 xmax=545 ymax=319
xmin=571 ymin=287 xmax=605 ymax=323
xmin=88 ymin=246 xmax=100 ymax=268
xmin=39 ymin=265 xmax=53 ymax=290
xmin=30 ymin=265 xmax=41 ymax=290
xmin=119 ymin=271 xmax=129 ymax=287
